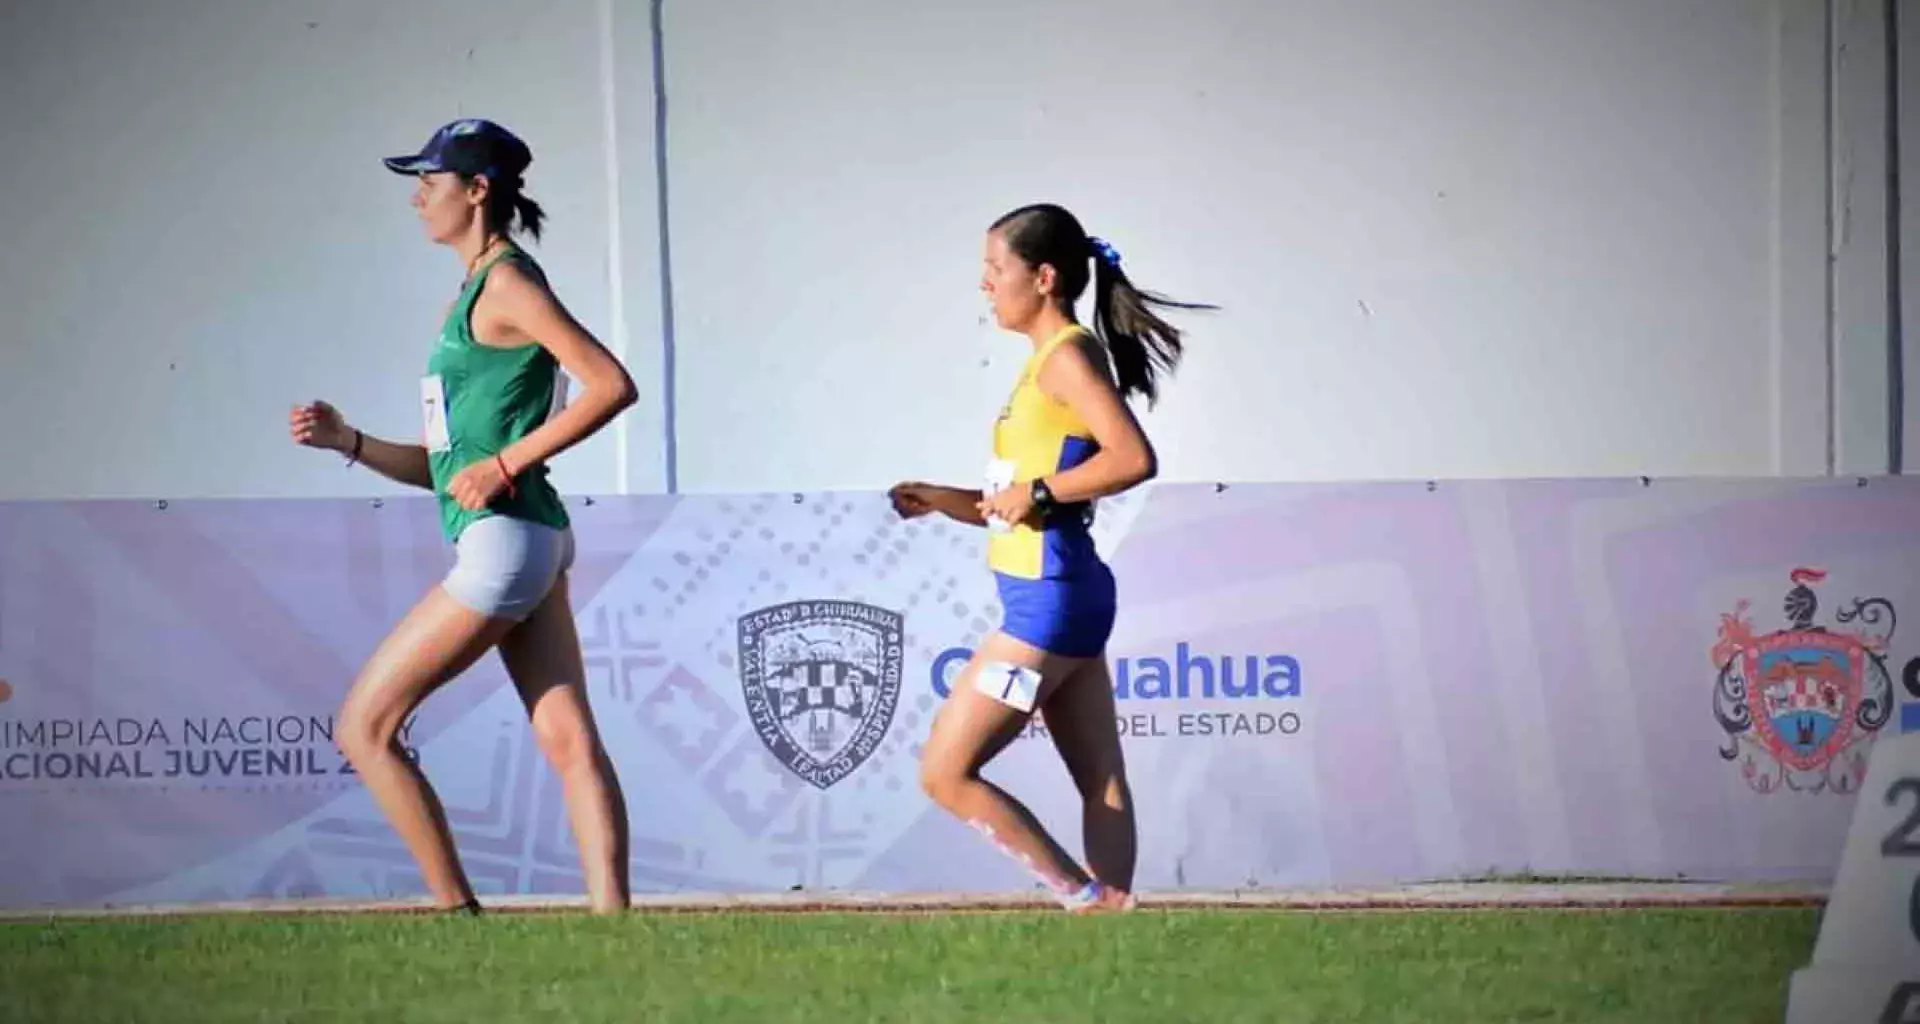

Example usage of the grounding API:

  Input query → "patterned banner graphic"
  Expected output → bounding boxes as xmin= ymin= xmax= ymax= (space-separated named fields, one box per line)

xmin=1 ymin=479 xmax=1917 ymax=909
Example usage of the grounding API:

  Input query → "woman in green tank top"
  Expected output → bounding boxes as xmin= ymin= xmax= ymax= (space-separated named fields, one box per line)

xmin=288 ymin=119 xmax=636 ymax=914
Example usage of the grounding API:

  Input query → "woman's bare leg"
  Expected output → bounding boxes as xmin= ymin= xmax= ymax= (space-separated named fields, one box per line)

xmin=336 ymin=588 xmax=515 ymax=909
xmin=1041 ymin=658 xmax=1136 ymax=895
xmin=919 ymin=631 xmax=1094 ymax=902
xmin=497 ymin=574 xmax=631 ymax=913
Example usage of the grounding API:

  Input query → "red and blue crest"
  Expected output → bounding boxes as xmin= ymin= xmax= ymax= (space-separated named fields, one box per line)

xmin=1712 ymin=569 xmax=1897 ymax=794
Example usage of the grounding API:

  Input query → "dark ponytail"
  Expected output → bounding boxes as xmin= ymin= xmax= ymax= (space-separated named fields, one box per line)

xmin=465 ymin=173 xmax=547 ymax=242
xmin=1091 ymin=254 xmax=1212 ymax=406
xmin=509 ymin=192 xmax=546 ymax=241
xmin=990 ymin=203 xmax=1214 ymax=406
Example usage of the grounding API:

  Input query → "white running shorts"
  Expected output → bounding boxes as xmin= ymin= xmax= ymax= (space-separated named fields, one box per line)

xmin=441 ymin=515 xmax=575 ymax=622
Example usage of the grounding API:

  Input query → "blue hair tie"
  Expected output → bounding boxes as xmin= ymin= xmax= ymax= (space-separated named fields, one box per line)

xmin=1088 ymin=236 xmax=1122 ymax=268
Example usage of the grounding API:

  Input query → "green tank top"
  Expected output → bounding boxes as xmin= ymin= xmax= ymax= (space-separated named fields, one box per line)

xmin=422 ymin=246 xmax=571 ymax=543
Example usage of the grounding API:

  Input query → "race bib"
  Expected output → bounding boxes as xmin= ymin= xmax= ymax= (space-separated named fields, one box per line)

xmin=976 ymin=661 xmax=1043 ymax=714
xmin=547 ymin=369 xmax=571 ymax=421
xmin=984 ymin=458 xmax=1015 ymax=534
xmin=421 ymin=375 xmax=451 ymax=453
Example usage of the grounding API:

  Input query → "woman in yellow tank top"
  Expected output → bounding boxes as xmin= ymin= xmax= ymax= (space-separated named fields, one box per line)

xmin=890 ymin=203 xmax=1211 ymax=912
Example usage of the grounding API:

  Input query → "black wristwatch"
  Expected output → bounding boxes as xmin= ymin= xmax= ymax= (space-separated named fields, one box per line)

xmin=1030 ymin=477 xmax=1057 ymax=513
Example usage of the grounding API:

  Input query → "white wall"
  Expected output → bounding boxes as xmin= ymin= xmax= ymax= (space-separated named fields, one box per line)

xmin=667 ymin=0 xmax=1897 ymax=492
xmin=0 ymin=0 xmax=666 ymax=500
xmin=0 ymin=0 xmax=1906 ymax=502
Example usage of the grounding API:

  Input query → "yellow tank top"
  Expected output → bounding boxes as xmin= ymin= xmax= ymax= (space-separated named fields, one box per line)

xmin=987 ymin=324 xmax=1103 ymax=580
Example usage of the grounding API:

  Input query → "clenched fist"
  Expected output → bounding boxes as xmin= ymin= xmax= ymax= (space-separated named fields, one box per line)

xmin=289 ymin=401 xmax=354 ymax=453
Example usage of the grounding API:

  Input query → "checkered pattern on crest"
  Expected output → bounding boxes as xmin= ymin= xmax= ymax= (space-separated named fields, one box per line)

xmin=775 ymin=660 xmax=867 ymax=717
xmin=1766 ymin=672 xmax=1841 ymax=715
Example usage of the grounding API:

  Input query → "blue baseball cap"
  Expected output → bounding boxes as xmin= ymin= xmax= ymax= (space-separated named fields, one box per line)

xmin=382 ymin=118 xmax=532 ymax=181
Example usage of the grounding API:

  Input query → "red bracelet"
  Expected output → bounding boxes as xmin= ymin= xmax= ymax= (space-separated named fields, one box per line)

xmin=496 ymin=454 xmax=517 ymax=499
